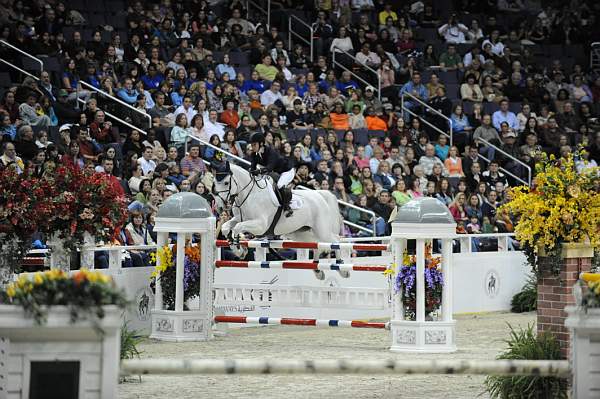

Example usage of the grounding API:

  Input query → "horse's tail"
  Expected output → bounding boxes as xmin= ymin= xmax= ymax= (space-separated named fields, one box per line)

xmin=316 ymin=190 xmax=343 ymax=239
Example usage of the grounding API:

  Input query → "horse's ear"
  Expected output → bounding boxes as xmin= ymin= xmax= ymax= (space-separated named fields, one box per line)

xmin=224 ymin=161 xmax=231 ymax=173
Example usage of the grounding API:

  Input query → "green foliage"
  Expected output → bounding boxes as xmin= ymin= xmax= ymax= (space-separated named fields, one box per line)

xmin=120 ymin=324 xmax=143 ymax=360
xmin=511 ymin=277 xmax=537 ymax=313
xmin=484 ymin=324 xmax=568 ymax=399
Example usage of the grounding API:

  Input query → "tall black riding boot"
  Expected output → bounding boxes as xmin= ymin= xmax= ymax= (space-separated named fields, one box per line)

xmin=280 ymin=187 xmax=293 ymax=217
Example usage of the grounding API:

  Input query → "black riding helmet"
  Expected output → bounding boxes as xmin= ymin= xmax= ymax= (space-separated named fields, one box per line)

xmin=249 ymin=132 xmax=265 ymax=144
xmin=211 ymin=159 xmax=231 ymax=182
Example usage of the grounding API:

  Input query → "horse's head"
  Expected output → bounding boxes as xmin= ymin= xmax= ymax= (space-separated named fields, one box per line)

xmin=211 ymin=160 xmax=234 ymax=211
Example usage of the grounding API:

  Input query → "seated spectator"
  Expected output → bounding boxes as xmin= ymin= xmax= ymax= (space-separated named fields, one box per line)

xmin=330 ymin=103 xmax=350 ymax=130
xmin=392 ymin=178 xmax=411 ymax=206
xmin=125 ymin=211 xmax=155 ymax=261
xmin=204 ymin=109 xmax=226 ymax=140
xmin=117 ymin=78 xmax=139 ymax=105
xmin=483 ymin=160 xmax=508 ymax=188
xmin=481 ymin=189 xmax=499 ymax=222
xmin=450 ymin=103 xmax=472 ymax=151
xmin=216 ymin=54 xmax=237 ymax=81
xmin=241 ymin=70 xmax=267 ymax=94
xmin=89 ymin=110 xmax=119 ymax=146
xmin=348 ymin=104 xmax=367 ymax=129
xmin=18 ymin=93 xmax=51 ymax=130
xmin=434 ymin=178 xmax=453 ymax=206
xmin=399 ymin=72 xmax=428 ymax=117
xmin=434 ymin=135 xmax=450 ymax=161
xmin=371 ymin=190 xmax=394 ymax=235
xmin=418 ymin=144 xmax=445 ymax=176
xmin=365 ymin=107 xmax=387 ymax=131
xmin=61 ymin=141 xmax=84 ymax=170
xmin=448 ymin=192 xmax=469 ymax=224
xmin=1 ymin=141 xmax=25 ymax=173
xmin=138 ymin=146 xmax=157 ymax=176
xmin=438 ymin=15 xmax=469 ymax=43
xmin=439 ymin=44 xmax=464 ymax=70
xmin=180 ymin=143 xmax=206 ymax=179
xmin=492 ymin=99 xmax=519 ymax=131
xmin=373 ymin=160 xmax=394 ymax=191
xmin=473 ymin=114 xmax=502 ymax=161
xmin=541 ymin=117 xmax=565 ymax=152
xmin=255 ymin=54 xmax=279 ymax=82
xmin=466 ymin=161 xmax=484 ymax=192
xmin=444 ymin=145 xmax=465 ymax=188
xmin=336 ymin=71 xmax=360 ymax=97
xmin=499 ymin=131 xmax=524 ymax=182
xmin=170 ymin=113 xmax=189 ymax=149
xmin=569 ymin=75 xmax=592 ymax=103
xmin=460 ymin=74 xmax=483 ymax=102
xmin=260 ymin=81 xmax=283 ymax=107
xmin=220 ymin=100 xmax=240 ymax=129
xmin=75 ymin=126 xmax=100 ymax=162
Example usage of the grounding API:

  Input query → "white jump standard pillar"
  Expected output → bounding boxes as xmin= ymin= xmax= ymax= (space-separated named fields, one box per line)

xmin=150 ymin=192 xmax=216 ymax=342
xmin=390 ymin=198 xmax=457 ymax=353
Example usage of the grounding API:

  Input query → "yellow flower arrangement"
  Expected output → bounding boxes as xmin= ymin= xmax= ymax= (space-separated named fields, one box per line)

xmin=2 ymin=268 xmax=125 ymax=325
xmin=501 ymin=152 xmax=600 ymax=252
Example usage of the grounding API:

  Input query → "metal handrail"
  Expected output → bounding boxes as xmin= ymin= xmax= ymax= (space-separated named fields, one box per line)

xmin=476 ymin=136 xmax=532 ymax=186
xmin=0 ymin=58 xmax=39 ymax=81
xmin=402 ymin=104 xmax=450 ymax=143
xmin=400 ymin=92 xmax=531 ymax=185
xmin=77 ymin=98 xmax=147 ymax=135
xmin=184 ymin=133 xmax=250 ymax=165
xmin=343 ymin=220 xmax=374 ymax=234
xmin=332 ymin=46 xmax=381 ymax=101
xmin=401 ymin=91 xmax=453 ymax=146
xmin=245 ymin=0 xmax=270 ymax=29
xmin=338 ymin=199 xmax=377 ymax=237
xmin=0 ymin=40 xmax=43 ymax=74
xmin=80 ymin=81 xmax=152 ymax=129
xmin=288 ymin=15 xmax=314 ymax=63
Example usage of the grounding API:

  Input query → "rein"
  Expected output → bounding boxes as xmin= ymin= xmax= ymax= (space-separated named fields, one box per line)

xmin=214 ymin=169 xmax=267 ymax=222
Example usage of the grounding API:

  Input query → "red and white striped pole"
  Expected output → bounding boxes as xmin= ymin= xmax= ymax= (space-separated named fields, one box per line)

xmin=214 ymin=316 xmax=390 ymax=329
xmin=214 ymin=260 xmax=388 ymax=272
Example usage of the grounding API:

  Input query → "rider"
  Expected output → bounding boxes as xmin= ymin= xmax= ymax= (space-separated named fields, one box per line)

xmin=249 ymin=132 xmax=295 ymax=216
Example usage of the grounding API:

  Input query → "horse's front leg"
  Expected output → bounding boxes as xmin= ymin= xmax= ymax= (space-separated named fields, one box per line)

xmin=221 ymin=217 xmax=239 ymax=239
xmin=231 ymin=218 xmax=268 ymax=239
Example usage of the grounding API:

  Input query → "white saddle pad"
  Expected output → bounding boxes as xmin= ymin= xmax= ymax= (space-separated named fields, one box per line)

xmin=267 ymin=184 xmax=303 ymax=210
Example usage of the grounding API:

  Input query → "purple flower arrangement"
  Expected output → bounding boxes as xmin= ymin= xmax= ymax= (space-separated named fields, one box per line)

xmin=394 ymin=247 xmax=444 ymax=320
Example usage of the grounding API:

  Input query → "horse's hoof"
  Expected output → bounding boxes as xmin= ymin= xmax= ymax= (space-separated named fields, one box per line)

xmin=338 ymin=270 xmax=351 ymax=279
xmin=313 ymin=270 xmax=325 ymax=280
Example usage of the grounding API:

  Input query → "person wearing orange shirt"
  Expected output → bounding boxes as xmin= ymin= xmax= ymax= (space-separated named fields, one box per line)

xmin=220 ymin=99 xmax=240 ymax=129
xmin=329 ymin=103 xmax=350 ymax=130
xmin=365 ymin=107 xmax=388 ymax=131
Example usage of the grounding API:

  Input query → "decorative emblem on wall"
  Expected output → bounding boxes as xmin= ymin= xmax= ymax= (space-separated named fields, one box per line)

xmin=396 ymin=329 xmax=416 ymax=344
xmin=156 ymin=318 xmax=173 ymax=332
xmin=425 ymin=330 xmax=447 ymax=344
xmin=183 ymin=319 xmax=204 ymax=333
xmin=135 ymin=287 xmax=154 ymax=321
xmin=485 ymin=270 xmax=500 ymax=298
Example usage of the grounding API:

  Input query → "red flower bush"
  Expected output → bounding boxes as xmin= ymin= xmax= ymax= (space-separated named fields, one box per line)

xmin=0 ymin=165 xmax=128 ymax=254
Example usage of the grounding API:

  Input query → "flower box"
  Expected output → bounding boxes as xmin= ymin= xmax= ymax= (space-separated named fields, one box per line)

xmin=537 ymin=242 xmax=594 ymax=259
xmin=0 ymin=304 xmax=121 ymax=399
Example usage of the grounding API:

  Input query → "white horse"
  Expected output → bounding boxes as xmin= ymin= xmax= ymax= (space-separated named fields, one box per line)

xmin=212 ymin=162 xmax=342 ymax=246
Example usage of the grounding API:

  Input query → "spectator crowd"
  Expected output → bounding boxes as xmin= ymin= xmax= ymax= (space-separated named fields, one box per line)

xmin=1 ymin=0 xmax=600 ymax=252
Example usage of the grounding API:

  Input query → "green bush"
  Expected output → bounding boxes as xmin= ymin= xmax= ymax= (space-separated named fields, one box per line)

xmin=511 ymin=277 xmax=537 ymax=313
xmin=120 ymin=324 xmax=142 ymax=360
xmin=484 ymin=324 xmax=568 ymax=399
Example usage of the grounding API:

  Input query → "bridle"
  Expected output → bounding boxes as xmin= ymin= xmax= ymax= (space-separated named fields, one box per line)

xmin=213 ymin=168 xmax=268 ymax=220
